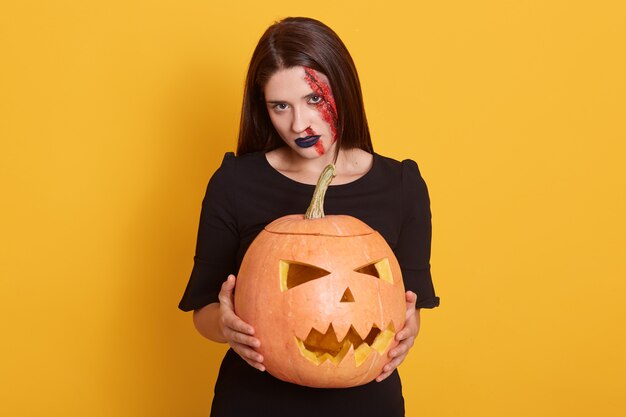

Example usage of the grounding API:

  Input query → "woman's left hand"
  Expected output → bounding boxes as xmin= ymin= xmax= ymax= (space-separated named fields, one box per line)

xmin=376 ymin=291 xmax=420 ymax=382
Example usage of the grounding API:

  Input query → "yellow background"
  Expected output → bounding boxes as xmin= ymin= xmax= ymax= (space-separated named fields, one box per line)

xmin=1 ymin=1 xmax=625 ymax=416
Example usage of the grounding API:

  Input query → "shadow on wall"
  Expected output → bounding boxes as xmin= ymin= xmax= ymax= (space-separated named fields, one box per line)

xmin=103 ymin=61 xmax=241 ymax=415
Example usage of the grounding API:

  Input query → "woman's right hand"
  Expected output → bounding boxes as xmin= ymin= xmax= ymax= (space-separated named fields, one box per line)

xmin=218 ymin=274 xmax=265 ymax=372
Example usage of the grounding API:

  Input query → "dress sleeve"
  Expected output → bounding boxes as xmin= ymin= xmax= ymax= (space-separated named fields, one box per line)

xmin=178 ymin=153 xmax=239 ymax=311
xmin=395 ymin=159 xmax=440 ymax=309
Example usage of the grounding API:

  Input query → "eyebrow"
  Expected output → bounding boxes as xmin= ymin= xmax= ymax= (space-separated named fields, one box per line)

xmin=266 ymin=93 xmax=318 ymax=105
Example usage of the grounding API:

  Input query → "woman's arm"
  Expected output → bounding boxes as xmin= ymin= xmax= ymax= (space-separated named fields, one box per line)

xmin=376 ymin=291 xmax=421 ymax=382
xmin=193 ymin=303 xmax=226 ymax=343
xmin=192 ymin=275 xmax=266 ymax=372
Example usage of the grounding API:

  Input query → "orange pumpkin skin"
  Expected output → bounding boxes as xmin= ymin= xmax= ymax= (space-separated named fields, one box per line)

xmin=234 ymin=214 xmax=406 ymax=388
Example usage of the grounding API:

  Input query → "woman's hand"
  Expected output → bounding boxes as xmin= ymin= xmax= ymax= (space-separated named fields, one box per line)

xmin=376 ymin=291 xmax=420 ymax=382
xmin=218 ymin=274 xmax=265 ymax=372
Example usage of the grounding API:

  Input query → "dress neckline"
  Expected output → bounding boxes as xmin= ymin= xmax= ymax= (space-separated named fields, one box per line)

xmin=261 ymin=151 xmax=378 ymax=189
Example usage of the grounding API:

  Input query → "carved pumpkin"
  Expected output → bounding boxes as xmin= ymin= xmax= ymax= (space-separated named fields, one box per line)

xmin=234 ymin=165 xmax=406 ymax=388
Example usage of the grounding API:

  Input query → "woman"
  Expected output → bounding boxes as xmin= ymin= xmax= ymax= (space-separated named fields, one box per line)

xmin=179 ymin=17 xmax=439 ymax=417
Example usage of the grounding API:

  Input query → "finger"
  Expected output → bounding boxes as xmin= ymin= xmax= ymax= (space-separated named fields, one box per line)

xmin=396 ymin=327 xmax=411 ymax=340
xmin=231 ymin=342 xmax=265 ymax=371
xmin=376 ymin=353 xmax=406 ymax=382
xmin=224 ymin=328 xmax=260 ymax=348
xmin=218 ymin=275 xmax=237 ymax=307
xmin=239 ymin=355 xmax=265 ymax=372
xmin=405 ymin=291 xmax=417 ymax=313
xmin=376 ymin=369 xmax=393 ymax=382
xmin=248 ymin=361 xmax=266 ymax=372
xmin=222 ymin=312 xmax=255 ymax=336
xmin=230 ymin=341 xmax=264 ymax=363
xmin=396 ymin=316 xmax=418 ymax=340
xmin=218 ymin=275 xmax=236 ymax=299
xmin=382 ymin=357 xmax=404 ymax=374
xmin=389 ymin=341 xmax=411 ymax=359
xmin=389 ymin=344 xmax=409 ymax=358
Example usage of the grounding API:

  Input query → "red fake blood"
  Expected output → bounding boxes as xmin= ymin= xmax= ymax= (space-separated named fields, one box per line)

xmin=305 ymin=127 xmax=325 ymax=155
xmin=304 ymin=67 xmax=338 ymax=143
xmin=314 ymin=140 xmax=325 ymax=155
xmin=305 ymin=127 xmax=326 ymax=155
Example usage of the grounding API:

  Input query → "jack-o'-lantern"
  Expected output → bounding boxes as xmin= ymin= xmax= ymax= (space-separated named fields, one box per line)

xmin=234 ymin=164 xmax=406 ymax=388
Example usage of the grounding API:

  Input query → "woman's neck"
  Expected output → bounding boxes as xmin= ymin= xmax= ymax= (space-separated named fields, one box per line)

xmin=266 ymin=146 xmax=373 ymax=186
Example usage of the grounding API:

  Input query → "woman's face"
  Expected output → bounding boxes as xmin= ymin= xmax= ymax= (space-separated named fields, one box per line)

xmin=263 ymin=66 xmax=338 ymax=158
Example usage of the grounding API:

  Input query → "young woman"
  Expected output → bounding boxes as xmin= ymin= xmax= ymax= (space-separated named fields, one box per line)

xmin=179 ymin=17 xmax=439 ymax=417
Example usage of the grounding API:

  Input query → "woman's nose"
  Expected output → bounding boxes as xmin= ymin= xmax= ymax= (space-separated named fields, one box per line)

xmin=291 ymin=107 xmax=310 ymax=133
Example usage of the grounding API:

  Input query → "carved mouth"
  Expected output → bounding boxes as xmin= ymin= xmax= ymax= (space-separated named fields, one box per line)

xmin=295 ymin=323 xmax=395 ymax=366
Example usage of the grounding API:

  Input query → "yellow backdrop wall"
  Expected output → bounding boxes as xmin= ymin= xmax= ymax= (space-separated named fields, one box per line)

xmin=1 ymin=1 xmax=625 ymax=416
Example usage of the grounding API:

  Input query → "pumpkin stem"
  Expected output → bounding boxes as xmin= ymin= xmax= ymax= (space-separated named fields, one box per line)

xmin=305 ymin=164 xmax=336 ymax=219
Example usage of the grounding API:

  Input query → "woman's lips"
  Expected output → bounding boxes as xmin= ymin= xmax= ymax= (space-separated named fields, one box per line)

xmin=294 ymin=135 xmax=321 ymax=148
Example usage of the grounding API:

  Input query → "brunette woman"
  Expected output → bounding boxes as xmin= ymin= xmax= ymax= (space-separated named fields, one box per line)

xmin=179 ymin=16 xmax=439 ymax=417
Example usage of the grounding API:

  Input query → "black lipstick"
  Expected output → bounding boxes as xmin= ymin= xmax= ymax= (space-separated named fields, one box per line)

xmin=294 ymin=135 xmax=321 ymax=148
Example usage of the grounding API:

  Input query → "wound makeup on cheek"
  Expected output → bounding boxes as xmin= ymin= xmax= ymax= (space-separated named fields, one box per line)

xmin=304 ymin=67 xmax=338 ymax=143
xmin=306 ymin=115 xmax=325 ymax=155
xmin=314 ymin=140 xmax=325 ymax=155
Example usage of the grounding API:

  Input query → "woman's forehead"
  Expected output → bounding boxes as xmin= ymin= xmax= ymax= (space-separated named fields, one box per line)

xmin=264 ymin=66 xmax=331 ymax=100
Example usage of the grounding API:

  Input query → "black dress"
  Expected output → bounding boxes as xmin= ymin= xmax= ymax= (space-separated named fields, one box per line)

xmin=179 ymin=151 xmax=439 ymax=417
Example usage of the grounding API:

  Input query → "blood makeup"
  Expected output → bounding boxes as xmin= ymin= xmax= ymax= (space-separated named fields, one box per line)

xmin=264 ymin=66 xmax=339 ymax=157
xmin=294 ymin=127 xmax=321 ymax=149
xmin=303 ymin=67 xmax=338 ymax=154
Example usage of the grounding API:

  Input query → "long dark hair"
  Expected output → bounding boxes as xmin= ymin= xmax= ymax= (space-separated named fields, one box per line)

xmin=236 ymin=17 xmax=373 ymax=156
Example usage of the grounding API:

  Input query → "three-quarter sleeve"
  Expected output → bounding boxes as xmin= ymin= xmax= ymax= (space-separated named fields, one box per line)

xmin=178 ymin=153 xmax=239 ymax=311
xmin=395 ymin=159 xmax=440 ymax=309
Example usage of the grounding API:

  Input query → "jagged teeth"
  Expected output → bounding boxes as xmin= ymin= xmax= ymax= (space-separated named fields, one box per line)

xmin=295 ymin=322 xmax=396 ymax=366
xmin=332 ymin=321 xmax=351 ymax=342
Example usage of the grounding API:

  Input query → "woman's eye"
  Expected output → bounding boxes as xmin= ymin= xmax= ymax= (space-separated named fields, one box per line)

xmin=273 ymin=103 xmax=289 ymax=111
xmin=309 ymin=95 xmax=323 ymax=104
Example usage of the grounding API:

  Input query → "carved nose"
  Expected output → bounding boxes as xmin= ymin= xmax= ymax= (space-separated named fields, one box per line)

xmin=340 ymin=288 xmax=355 ymax=303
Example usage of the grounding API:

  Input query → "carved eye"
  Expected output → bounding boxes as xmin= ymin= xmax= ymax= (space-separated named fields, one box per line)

xmin=280 ymin=260 xmax=331 ymax=291
xmin=354 ymin=258 xmax=393 ymax=283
